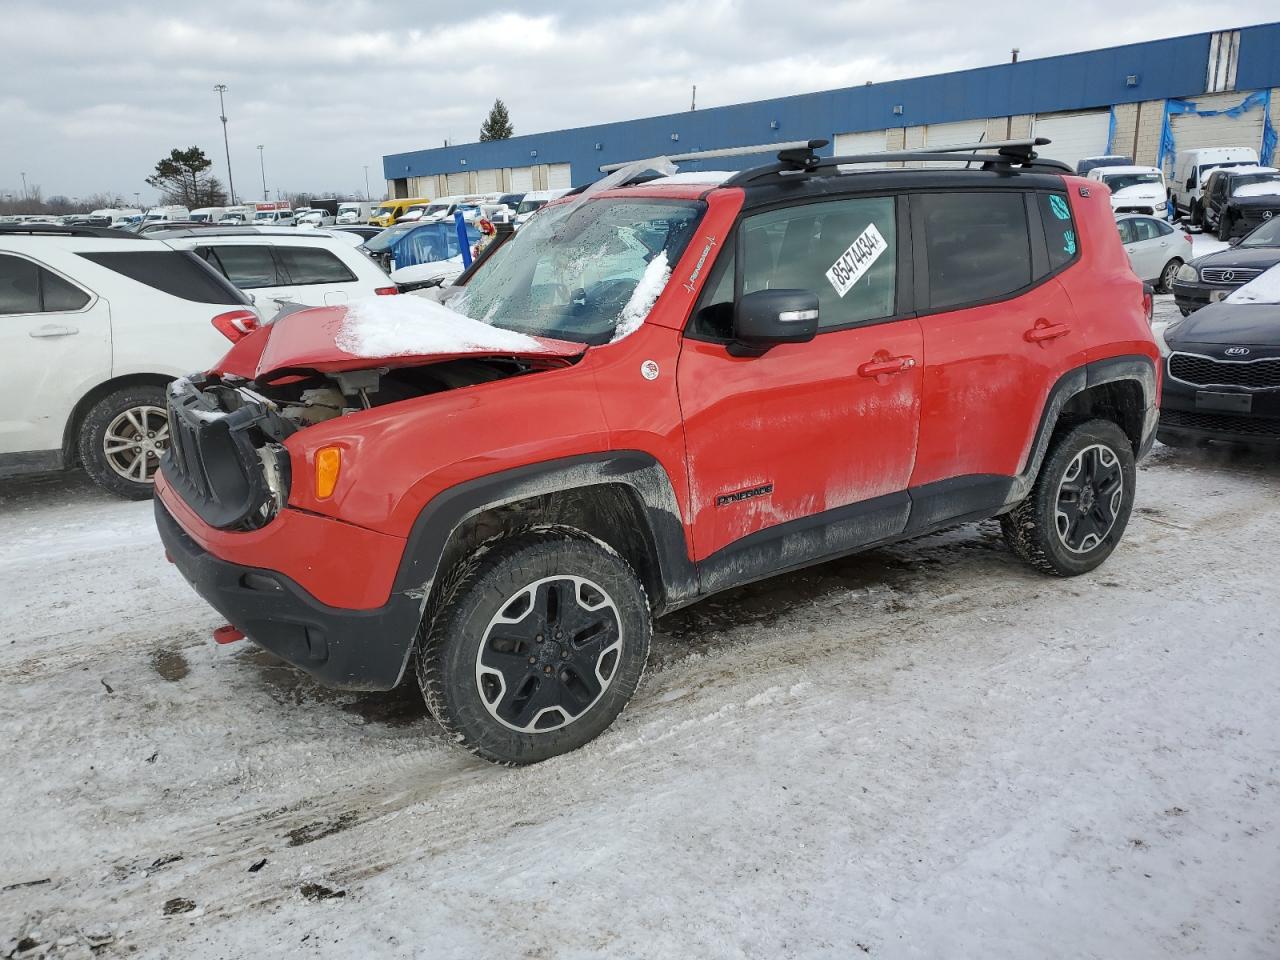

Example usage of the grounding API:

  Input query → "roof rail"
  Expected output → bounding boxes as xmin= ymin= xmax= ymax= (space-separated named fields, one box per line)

xmin=725 ymin=137 xmax=1070 ymax=185
xmin=149 ymin=226 xmax=333 ymax=240
xmin=0 ymin=224 xmax=145 ymax=239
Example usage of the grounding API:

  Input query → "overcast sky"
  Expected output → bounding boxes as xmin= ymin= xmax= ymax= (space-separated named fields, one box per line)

xmin=2 ymin=1 xmax=1275 ymax=205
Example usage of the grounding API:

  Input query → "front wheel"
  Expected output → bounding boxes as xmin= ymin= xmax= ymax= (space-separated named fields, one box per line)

xmin=1216 ymin=211 xmax=1233 ymax=242
xmin=1001 ymin=419 xmax=1137 ymax=577
xmin=77 ymin=385 xmax=170 ymax=500
xmin=416 ymin=529 xmax=651 ymax=764
xmin=1157 ymin=258 xmax=1183 ymax=294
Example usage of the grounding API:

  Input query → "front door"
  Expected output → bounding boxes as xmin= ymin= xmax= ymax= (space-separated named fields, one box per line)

xmin=677 ymin=194 xmax=923 ymax=587
xmin=0 ymin=252 xmax=110 ymax=456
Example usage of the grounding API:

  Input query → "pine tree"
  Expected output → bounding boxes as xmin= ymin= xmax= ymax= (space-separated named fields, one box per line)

xmin=479 ymin=99 xmax=514 ymax=141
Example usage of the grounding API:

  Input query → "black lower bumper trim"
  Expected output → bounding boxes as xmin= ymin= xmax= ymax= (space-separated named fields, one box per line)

xmin=1158 ymin=408 xmax=1280 ymax=445
xmin=155 ymin=498 xmax=422 ymax=691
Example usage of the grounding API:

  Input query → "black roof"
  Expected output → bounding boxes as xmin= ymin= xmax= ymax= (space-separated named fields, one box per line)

xmin=0 ymin=224 xmax=145 ymax=239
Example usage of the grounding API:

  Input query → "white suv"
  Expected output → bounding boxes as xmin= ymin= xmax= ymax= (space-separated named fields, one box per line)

xmin=159 ymin=228 xmax=395 ymax=315
xmin=0 ymin=225 xmax=262 ymax=498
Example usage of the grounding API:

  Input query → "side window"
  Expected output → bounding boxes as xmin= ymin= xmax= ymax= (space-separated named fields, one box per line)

xmin=41 ymin=270 xmax=91 ymax=312
xmin=202 ymin=245 xmax=282 ymax=289
xmin=1154 ymin=219 xmax=1175 ymax=237
xmin=739 ymin=196 xmax=897 ymax=329
xmin=0 ymin=254 xmax=42 ymax=315
xmin=78 ymin=251 xmax=249 ymax=304
xmin=921 ymin=192 xmax=1032 ymax=308
xmin=691 ymin=247 xmax=736 ymax=339
xmin=275 ymin=247 xmax=358 ymax=285
xmin=1133 ymin=219 xmax=1161 ymax=242
xmin=1038 ymin=192 xmax=1079 ymax=270
xmin=1116 ymin=219 xmax=1136 ymax=245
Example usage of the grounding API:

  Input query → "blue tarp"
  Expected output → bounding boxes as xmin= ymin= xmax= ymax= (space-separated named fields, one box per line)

xmin=1157 ymin=90 xmax=1274 ymax=171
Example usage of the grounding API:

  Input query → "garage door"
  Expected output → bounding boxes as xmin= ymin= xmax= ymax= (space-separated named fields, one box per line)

xmin=923 ymin=120 xmax=991 ymax=167
xmin=446 ymin=171 xmax=469 ymax=195
xmin=1169 ymin=91 xmax=1266 ymax=172
xmin=547 ymin=163 xmax=572 ymax=190
xmin=834 ymin=129 xmax=889 ymax=167
xmin=509 ymin=166 xmax=535 ymax=192
xmin=1032 ymin=110 xmax=1111 ymax=172
xmin=475 ymin=168 xmax=501 ymax=192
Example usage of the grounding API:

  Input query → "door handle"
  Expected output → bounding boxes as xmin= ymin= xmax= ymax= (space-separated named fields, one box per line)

xmin=29 ymin=323 xmax=79 ymax=338
xmin=1025 ymin=319 xmax=1070 ymax=344
xmin=857 ymin=355 xmax=916 ymax=379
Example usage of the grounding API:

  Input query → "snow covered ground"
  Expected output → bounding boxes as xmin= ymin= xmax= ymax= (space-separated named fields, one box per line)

xmin=2 ymin=450 xmax=1278 ymax=957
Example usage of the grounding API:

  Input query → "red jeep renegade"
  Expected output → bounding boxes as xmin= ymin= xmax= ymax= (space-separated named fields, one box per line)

xmin=155 ymin=140 xmax=1160 ymax=764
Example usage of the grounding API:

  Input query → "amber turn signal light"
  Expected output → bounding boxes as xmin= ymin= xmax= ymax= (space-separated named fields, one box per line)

xmin=315 ymin=446 xmax=342 ymax=498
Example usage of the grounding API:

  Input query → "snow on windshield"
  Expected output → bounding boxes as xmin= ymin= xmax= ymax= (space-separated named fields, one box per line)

xmin=1225 ymin=263 xmax=1280 ymax=305
xmin=612 ymin=251 xmax=671 ymax=342
xmin=1232 ymin=180 xmax=1280 ymax=198
xmin=336 ymin=295 xmax=541 ymax=358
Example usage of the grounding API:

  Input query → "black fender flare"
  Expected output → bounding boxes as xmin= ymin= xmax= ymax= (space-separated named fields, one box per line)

xmin=1007 ymin=354 xmax=1158 ymax=505
xmin=391 ymin=451 xmax=698 ymax=613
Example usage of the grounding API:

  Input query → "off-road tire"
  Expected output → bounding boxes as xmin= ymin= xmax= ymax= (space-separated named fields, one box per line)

xmin=77 ymin=385 xmax=169 ymax=500
xmin=1001 ymin=419 xmax=1136 ymax=577
xmin=416 ymin=528 xmax=651 ymax=765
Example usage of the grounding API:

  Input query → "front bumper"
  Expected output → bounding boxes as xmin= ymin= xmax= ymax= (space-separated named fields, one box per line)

xmin=1159 ymin=361 xmax=1280 ymax=445
xmin=156 ymin=497 xmax=423 ymax=690
xmin=1169 ymin=279 xmax=1240 ymax=313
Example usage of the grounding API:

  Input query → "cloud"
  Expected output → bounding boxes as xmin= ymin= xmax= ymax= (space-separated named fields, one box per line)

xmin=1 ymin=1 xmax=1275 ymax=203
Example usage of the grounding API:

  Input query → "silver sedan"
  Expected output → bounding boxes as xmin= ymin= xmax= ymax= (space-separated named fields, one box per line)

xmin=1117 ymin=214 xmax=1194 ymax=292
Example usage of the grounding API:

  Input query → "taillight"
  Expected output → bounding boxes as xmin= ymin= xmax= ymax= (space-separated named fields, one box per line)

xmin=1142 ymin=289 xmax=1154 ymax=325
xmin=374 ymin=286 xmax=399 ymax=296
xmin=1183 ymin=232 xmax=1193 ymax=244
xmin=211 ymin=309 xmax=260 ymax=342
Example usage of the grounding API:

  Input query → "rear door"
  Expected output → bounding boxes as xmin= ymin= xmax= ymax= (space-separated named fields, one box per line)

xmin=909 ymin=189 xmax=1084 ymax=508
xmin=678 ymin=194 xmax=923 ymax=573
xmin=0 ymin=252 xmax=109 ymax=455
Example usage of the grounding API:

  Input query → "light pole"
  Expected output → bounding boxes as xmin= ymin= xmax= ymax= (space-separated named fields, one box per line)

xmin=133 ymin=191 xmax=140 ymax=209
xmin=213 ymin=84 xmax=237 ymax=205
xmin=363 ymin=165 xmax=371 ymax=201
xmin=257 ymin=144 xmax=267 ymax=201
xmin=20 ymin=172 xmax=27 ymax=199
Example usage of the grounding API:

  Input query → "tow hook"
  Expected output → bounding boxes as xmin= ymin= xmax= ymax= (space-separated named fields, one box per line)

xmin=213 ymin=625 xmax=246 ymax=645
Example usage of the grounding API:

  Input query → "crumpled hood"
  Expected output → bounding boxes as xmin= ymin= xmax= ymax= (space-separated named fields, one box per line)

xmin=214 ymin=303 xmax=587 ymax=383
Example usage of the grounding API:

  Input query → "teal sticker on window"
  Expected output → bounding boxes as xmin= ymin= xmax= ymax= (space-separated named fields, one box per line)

xmin=1064 ymin=230 xmax=1077 ymax=255
xmin=1049 ymin=195 xmax=1071 ymax=221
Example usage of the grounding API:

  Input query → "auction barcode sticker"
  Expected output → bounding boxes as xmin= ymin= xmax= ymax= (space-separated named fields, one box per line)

xmin=825 ymin=224 xmax=888 ymax=298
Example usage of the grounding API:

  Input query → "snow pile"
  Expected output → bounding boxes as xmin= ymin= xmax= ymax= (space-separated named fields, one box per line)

xmin=1226 ymin=263 xmax=1280 ymax=304
xmin=1231 ymin=181 xmax=1280 ymax=198
xmin=336 ymin=294 xmax=540 ymax=357
xmin=611 ymin=251 xmax=671 ymax=342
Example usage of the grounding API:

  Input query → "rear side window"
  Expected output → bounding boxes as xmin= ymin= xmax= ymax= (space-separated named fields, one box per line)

xmin=0 ymin=254 xmax=91 ymax=314
xmin=79 ymin=251 xmax=248 ymax=305
xmin=920 ymin=192 xmax=1031 ymax=308
xmin=199 ymin=245 xmax=283 ymax=289
xmin=275 ymin=246 xmax=357 ymax=285
xmin=1038 ymin=192 xmax=1079 ymax=270
xmin=740 ymin=196 xmax=897 ymax=329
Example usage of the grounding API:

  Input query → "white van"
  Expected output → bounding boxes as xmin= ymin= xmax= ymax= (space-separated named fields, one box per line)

xmin=336 ymin=200 xmax=375 ymax=224
xmin=1171 ymin=147 xmax=1260 ymax=226
xmin=514 ymin=189 xmax=572 ymax=226
xmin=189 ymin=206 xmax=228 ymax=223
xmin=143 ymin=205 xmax=190 ymax=223
xmin=218 ymin=206 xmax=254 ymax=224
xmin=1086 ymin=166 xmax=1168 ymax=218
xmin=251 ymin=208 xmax=295 ymax=226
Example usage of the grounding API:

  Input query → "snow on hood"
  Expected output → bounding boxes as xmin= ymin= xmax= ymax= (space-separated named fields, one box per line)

xmin=1226 ymin=263 xmax=1280 ymax=305
xmin=337 ymin=295 xmax=541 ymax=357
xmin=612 ymin=251 xmax=671 ymax=342
xmin=1109 ymin=184 xmax=1164 ymax=199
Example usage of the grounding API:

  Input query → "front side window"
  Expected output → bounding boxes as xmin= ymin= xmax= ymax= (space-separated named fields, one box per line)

xmin=199 ymin=245 xmax=282 ymax=289
xmin=448 ymin=198 xmax=703 ymax=344
xmin=921 ymin=192 xmax=1031 ymax=308
xmin=275 ymin=246 xmax=357 ymax=285
xmin=739 ymin=196 xmax=897 ymax=329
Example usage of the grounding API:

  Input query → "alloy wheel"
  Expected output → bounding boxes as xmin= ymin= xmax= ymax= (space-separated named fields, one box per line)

xmin=475 ymin=575 xmax=623 ymax=733
xmin=103 ymin=405 xmax=169 ymax=483
xmin=1054 ymin=443 xmax=1124 ymax=554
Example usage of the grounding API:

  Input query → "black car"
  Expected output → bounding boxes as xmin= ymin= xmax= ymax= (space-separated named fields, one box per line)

xmin=1159 ymin=281 xmax=1280 ymax=445
xmin=1202 ymin=168 xmax=1280 ymax=240
xmin=1170 ymin=216 xmax=1280 ymax=314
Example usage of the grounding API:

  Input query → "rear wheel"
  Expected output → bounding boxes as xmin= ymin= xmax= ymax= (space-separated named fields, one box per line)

xmin=1001 ymin=419 xmax=1136 ymax=577
xmin=416 ymin=529 xmax=651 ymax=765
xmin=77 ymin=385 xmax=170 ymax=500
xmin=1188 ymin=201 xmax=1202 ymax=230
xmin=1157 ymin=258 xmax=1182 ymax=294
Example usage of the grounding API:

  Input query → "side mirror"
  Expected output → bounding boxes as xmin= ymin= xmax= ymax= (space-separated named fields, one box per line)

xmin=731 ymin=289 xmax=819 ymax=355
xmin=1228 ymin=236 xmax=1241 ymax=246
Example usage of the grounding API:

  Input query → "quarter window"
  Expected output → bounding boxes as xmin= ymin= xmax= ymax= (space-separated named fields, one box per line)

xmin=1038 ymin=192 xmax=1080 ymax=270
xmin=739 ymin=196 xmax=897 ymax=329
xmin=921 ymin=192 xmax=1032 ymax=308
xmin=276 ymin=247 xmax=358 ymax=285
